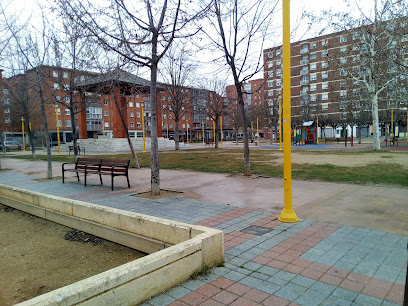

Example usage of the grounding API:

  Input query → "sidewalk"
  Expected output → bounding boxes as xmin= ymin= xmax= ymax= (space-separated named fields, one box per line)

xmin=0 ymin=158 xmax=406 ymax=305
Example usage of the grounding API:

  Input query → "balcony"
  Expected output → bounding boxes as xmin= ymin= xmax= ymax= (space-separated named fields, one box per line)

xmin=300 ymin=79 xmax=309 ymax=86
xmin=300 ymin=69 xmax=309 ymax=75
xmin=300 ymin=90 xmax=309 ymax=96
xmin=87 ymin=123 xmax=103 ymax=131
xmin=300 ymin=47 xmax=309 ymax=55
xmin=300 ymin=58 xmax=309 ymax=65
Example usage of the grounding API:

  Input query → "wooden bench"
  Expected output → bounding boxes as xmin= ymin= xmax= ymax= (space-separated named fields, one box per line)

xmin=86 ymin=159 xmax=130 ymax=191
xmin=62 ymin=157 xmax=101 ymax=186
xmin=69 ymin=145 xmax=85 ymax=155
xmin=385 ymin=136 xmax=398 ymax=147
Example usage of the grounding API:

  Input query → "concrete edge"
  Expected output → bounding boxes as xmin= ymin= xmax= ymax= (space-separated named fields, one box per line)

xmin=0 ymin=184 xmax=224 ymax=305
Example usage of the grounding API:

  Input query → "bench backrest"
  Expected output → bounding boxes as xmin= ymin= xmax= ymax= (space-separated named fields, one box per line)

xmin=100 ymin=159 xmax=130 ymax=173
xmin=76 ymin=158 xmax=101 ymax=171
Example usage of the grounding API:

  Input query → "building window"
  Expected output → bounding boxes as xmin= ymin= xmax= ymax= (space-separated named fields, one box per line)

xmin=310 ymin=63 xmax=317 ymax=70
xmin=321 ymin=50 xmax=328 ymax=58
xmin=276 ymin=49 xmax=282 ymax=56
xmin=276 ymin=79 xmax=282 ymax=86
xmin=322 ymin=82 xmax=328 ymax=90
xmin=3 ymin=89 xmax=8 ymax=94
xmin=65 ymin=96 xmax=70 ymax=103
xmin=340 ymin=46 xmax=347 ymax=54
xmin=353 ymin=89 xmax=360 ymax=97
xmin=182 ymin=124 xmax=185 ymax=128
xmin=310 ymin=74 xmax=317 ymax=81
xmin=340 ymin=36 xmax=347 ymax=43
xmin=322 ymin=61 xmax=328 ymax=68
xmin=129 ymin=101 xmax=133 ymax=107
xmin=268 ymin=90 xmax=274 ymax=96
xmin=137 ymin=122 xmax=141 ymax=128
xmin=58 ymin=120 xmax=62 ymax=127
xmin=340 ymin=113 xmax=347 ymax=120
xmin=276 ymin=60 xmax=282 ymax=67
xmin=268 ymin=71 xmax=274 ymax=78
xmin=340 ymin=80 xmax=347 ymax=87
xmin=130 ymin=122 xmax=134 ymax=127
xmin=4 ymin=107 xmax=10 ymax=113
xmin=340 ymin=57 xmax=347 ymax=65
xmin=66 ymin=120 xmax=71 ymax=127
xmin=130 ymin=112 xmax=134 ymax=117
xmin=136 ymin=102 xmax=140 ymax=107
xmin=310 ymin=42 xmax=317 ymax=49
xmin=137 ymin=112 xmax=140 ymax=118
xmin=340 ymin=90 xmax=347 ymax=98
xmin=310 ymin=95 xmax=317 ymax=102
xmin=4 ymin=98 xmax=9 ymax=104
xmin=340 ymin=68 xmax=347 ymax=76
xmin=322 ymin=93 xmax=328 ymax=101
xmin=352 ymin=32 xmax=359 ymax=40
xmin=63 ymin=72 xmax=68 ymax=78
xmin=321 ymin=39 xmax=328 ymax=46
xmin=65 ymin=109 xmax=70 ymax=115
xmin=267 ymin=81 xmax=274 ymax=87
xmin=353 ymin=55 xmax=360 ymax=63
xmin=57 ymin=108 xmax=61 ymax=115
xmin=104 ymin=122 xmax=109 ymax=127
xmin=55 ymin=95 xmax=60 ymax=102
xmin=310 ymin=53 xmax=317 ymax=60
xmin=104 ymin=110 xmax=109 ymax=116
xmin=53 ymin=71 xmax=58 ymax=77
xmin=4 ymin=117 xmax=10 ymax=123
xmin=267 ymin=51 xmax=273 ymax=58
xmin=267 ymin=61 xmax=273 ymax=68
xmin=322 ymin=71 xmax=328 ymax=79
xmin=54 ymin=83 xmax=60 ymax=90
xmin=310 ymin=84 xmax=317 ymax=91
xmin=276 ymin=70 xmax=282 ymax=76
xmin=163 ymin=114 xmax=167 ymax=119
xmin=63 ymin=84 xmax=69 ymax=90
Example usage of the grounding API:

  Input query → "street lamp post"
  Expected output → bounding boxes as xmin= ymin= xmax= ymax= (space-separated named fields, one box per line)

xmin=186 ymin=119 xmax=189 ymax=144
xmin=279 ymin=94 xmax=282 ymax=151
xmin=316 ymin=115 xmax=319 ymax=144
xmin=103 ymin=121 xmax=105 ymax=139
xmin=55 ymin=105 xmax=61 ymax=155
xmin=202 ymin=120 xmax=205 ymax=144
xmin=391 ymin=104 xmax=394 ymax=138
xmin=141 ymin=102 xmax=146 ymax=153
xmin=257 ymin=117 xmax=259 ymax=145
xmin=220 ymin=116 xmax=223 ymax=148
xmin=21 ymin=117 xmax=25 ymax=152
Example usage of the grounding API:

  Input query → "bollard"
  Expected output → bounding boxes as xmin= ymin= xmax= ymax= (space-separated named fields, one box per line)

xmin=404 ymin=242 xmax=408 ymax=306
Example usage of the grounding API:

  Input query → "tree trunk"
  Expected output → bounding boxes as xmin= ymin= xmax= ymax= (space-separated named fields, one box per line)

xmin=371 ymin=93 xmax=381 ymax=150
xmin=237 ymin=89 xmax=250 ymax=176
xmin=35 ymin=68 xmax=52 ymax=179
xmin=358 ymin=124 xmax=362 ymax=144
xmin=150 ymin=35 xmax=160 ymax=196
xmin=215 ymin=116 xmax=219 ymax=149
xmin=174 ymin=119 xmax=180 ymax=150
xmin=235 ymin=131 xmax=238 ymax=144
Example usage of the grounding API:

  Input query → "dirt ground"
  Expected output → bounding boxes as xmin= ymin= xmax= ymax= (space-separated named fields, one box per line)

xmin=0 ymin=204 xmax=146 ymax=305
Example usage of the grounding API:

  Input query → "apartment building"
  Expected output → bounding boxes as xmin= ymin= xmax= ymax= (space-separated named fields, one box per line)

xmin=263 ymin=21 xmax=408 ymax=138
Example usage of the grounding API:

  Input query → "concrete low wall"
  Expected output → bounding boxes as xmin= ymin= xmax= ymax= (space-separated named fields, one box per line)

xmin=0 ymin=184 xmax=224 ymax=306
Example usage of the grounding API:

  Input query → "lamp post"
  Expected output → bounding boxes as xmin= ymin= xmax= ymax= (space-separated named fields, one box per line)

xmin=391 ymin=104 xmax=394 ymax=138
xmin=220 ymin=116 xmax=223 ymax=148
xmin=213 ymin=120 xmax=215 ymax=142
xmin=257 ymin=117 xmax=259 ymax=144
xmin=279 ymin=0 xmax=298 ymax=223
xmin=251 ymin=121 xmax=253 ymax=143
xmin=316 ymin=115 xmax=319 ymax=144
xmin=186 ymin=119 xmax=189 ymax=144
xmin=29 ymin=122 xmax=32 ymax=150
xmin=103 ymin=121 xmax=105 ymax=139
xmin=21 ymin=117 xmax=25 ymax=152
xmin=55 ymin=105 xmax=61 ymax=155
xmin=279 ymin=93 xmax=282 ymax=151
xmin=141 ymin=102 xmax=146 ymax=153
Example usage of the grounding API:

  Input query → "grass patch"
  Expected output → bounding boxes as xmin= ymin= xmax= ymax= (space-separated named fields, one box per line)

xmin=9 ymin=149 xmax=408 ymax=187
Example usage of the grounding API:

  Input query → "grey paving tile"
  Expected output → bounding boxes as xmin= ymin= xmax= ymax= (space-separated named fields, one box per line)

xmin=242 ymin=261 xmax=263 ymax=271
xmin=274 ymin=287 xmax=300 ymax=301
xmin=353 ymin=293 xmax=383 ymax=306
xmin=256 ymin=281 xmax=281 ymax=294
xmin=249 ymin=271 xmax=270 ymax=280
xmin=257 ymin=265 xmax=279 ymax=276
xmin=148 ymin=294 xmax=176 ymax=306
xmin=267 ymin=276 xmax=289 ymax=287
xmin=239 ymin=275 xmax=264 ymax=287
xmin=310 ymin=282 xmax=337 ymax=294
xmin=321 ymin=295 xmax=352 ymax=306
xmin=284 ymin=282 xmax=308 ymax=295
xmin=224 ymin=270 xmax=247 ymax=282
xmin=274 ymin=270 xmax=296 ymax=282
xmin=295 ymin=293 xmax=324 ymax=306
xmin=182 ymin=279 xmax=206 ymax=291
xmin=290 ymin=275 xmax=316 ymax=288
xmin=331 ymin=287 xmax=359 ymax=302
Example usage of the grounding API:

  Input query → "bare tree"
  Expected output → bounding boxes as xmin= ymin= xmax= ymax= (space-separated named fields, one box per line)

xmin=160 ymin=45 xmax=195 ymax=150
xmin=58 ymin=0 xmax=204 ymax=195
xmin=204 ymin=0 xmax=279 ymax=175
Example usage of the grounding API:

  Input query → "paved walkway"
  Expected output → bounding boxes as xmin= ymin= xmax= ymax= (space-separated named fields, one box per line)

xmin=0 ymin=158 xmax=407 ymax=305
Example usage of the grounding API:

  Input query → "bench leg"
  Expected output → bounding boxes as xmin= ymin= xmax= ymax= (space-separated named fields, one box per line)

xmin=126 ymin=175 xmax=130 ymax=188
xmin=84 ymin=172 xmax=87 ymax=187
xmin=76 ymin=172 xmax=80 ymax=182
xmin=111 ymin=175 xmax=114 ymax=191
xmin=99 ymin=174 xmax=103 ymax=185
xmin=62 ymin=167 xmax=65 ymax=184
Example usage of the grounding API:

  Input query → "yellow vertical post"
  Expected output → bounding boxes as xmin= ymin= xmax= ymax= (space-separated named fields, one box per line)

xmin=29 ymin=123 xmax=32 ymax=149
xmin=407 ymin=108 xmax=408 ymax=142
xmin=279 ymin=95 xmax=282 ymax=151
xmin=103 ymin=121 xmax=105 ymax=139
xmin=213 ymin=120 xmax=215 ymax=141
xmin=391 ymin=105 xmax=394 ymax=138
xmin=186 ymin=119 xmax=189 ymax=144
xmin=279 ymin=0 xmax=298 ymax=223
xmin=220 ymin=116 xmax=223 ymax=148
xmin=141 ymin=102 xmax=146 ymax=153
xmin=202 ymin=120 xmax=205 ymax=144
xmin=21 ymin=117 xmax=25 ymax=152
xmin=55 ymin=105 xmax=61 ymax=155
xmin=316 ymin=115 xmax=319 ymax=144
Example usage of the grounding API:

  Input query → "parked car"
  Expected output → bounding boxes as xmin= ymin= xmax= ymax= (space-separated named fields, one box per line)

xmin=1 ymin=141 xmax=23 ymax=150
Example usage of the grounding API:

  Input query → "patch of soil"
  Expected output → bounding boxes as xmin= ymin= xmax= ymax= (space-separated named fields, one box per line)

xmin=0 ymin=204 xmax=146 ymax=306
xmin=133 ymin=189 xmax=182 ymax=199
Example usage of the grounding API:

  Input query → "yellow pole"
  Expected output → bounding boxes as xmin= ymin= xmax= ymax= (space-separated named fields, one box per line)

xmin=21 ymin=117 xmax=25 ymax=152
xmin=186 ymin=119 xmax=189 ymax=144
xmin=316 ymin=115 xmax=319 ymax=144
xmin=257 ymin=117 xmax=259 ymax=144
xmin=103 ymin=121 xmax=105 ymax=139
xmin=220 ymin=116 xmax=223 ymax=148
xmin=213 ymin=120 xmax=215 ymax=141
xmin=202 ymin=120 xmax=205 ymax=144
xmin=407 ymin=108 xmax=408 ymax=142
xmin=55 ymin=105 xmax=61 ymax=155
xmin=141 ymin=102 xmax=146 ymax=152
xmin=279 ymin=95 xmax=282 ymax=151
xmin=391 ymin=105 xmax=394 ymax=138
xmin=29 ymin=123 xmax=32 ymax=149
xmin=279 ymin=0 xmax=298 ymax=223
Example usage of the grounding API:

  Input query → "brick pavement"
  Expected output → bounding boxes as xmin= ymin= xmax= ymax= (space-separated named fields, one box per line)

xmin=0 ymin=170 xmax=406 ymax=305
